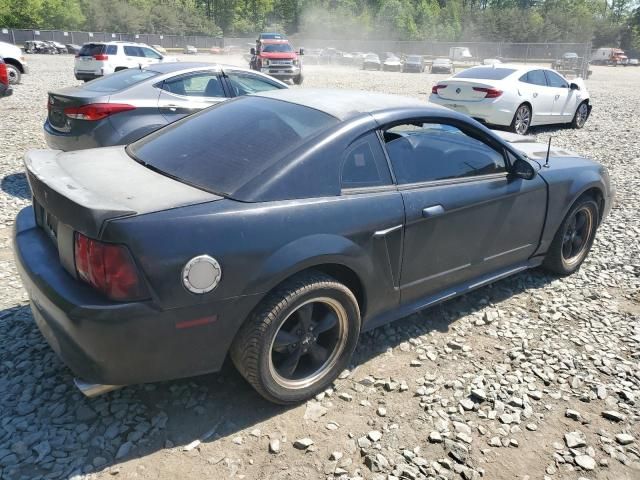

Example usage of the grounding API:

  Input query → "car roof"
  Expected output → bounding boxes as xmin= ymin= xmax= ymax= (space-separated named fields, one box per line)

xmin=146 ymin=62 xmax=280 ymax=79
xmin=254 ymin=89 xmax=446 ymax=120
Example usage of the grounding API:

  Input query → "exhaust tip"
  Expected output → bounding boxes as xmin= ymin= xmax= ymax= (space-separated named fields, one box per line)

xmin=74 ymin=378 xmax=122 ymax=398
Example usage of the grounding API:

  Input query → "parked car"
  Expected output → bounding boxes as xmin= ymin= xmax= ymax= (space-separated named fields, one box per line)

xmin=0 ymin=41 xmax=28 ymax=84
xmin=152 ymin=45 xmax=167 ymax=55
xmin=184 ymin=45 xmax=198 ymax=54
xmin=259 ymin=32 xmax=288 ymax=41
xmin=45 ymin=62 xmax=287 ymax=151
xmin=16 ymin=89 xmax=613 ymax=403
xmin=450 ymin=46 xmax=472 ymax=61
xmin=0 ymin=57 xmax=13 ymax=98
xmin=628 ymin=58 xmax=638 ymax=66
xmin=429 ymin=65 xmax=591 ymax=135
xmin=46 ymin=41 xmax=67 ymax=54
xmin=210 ymin=46 xmax=222 ymax=54
xmin=430 ymin=58 xmax=453 ymax=74
xmin=402 ymin=55 xmax=424 ymax=73
xmin=24 ymin=40 xmax=52 ymax=54
xmin=74 ymin=42 xmax=174 ymax=81
xmin=65 ymin=44 xmax=82 ymax=55
xmin=362 ymin=53 xmax=381 ymax=70
xmin=383 ymin=54 xmax=402 ymax=72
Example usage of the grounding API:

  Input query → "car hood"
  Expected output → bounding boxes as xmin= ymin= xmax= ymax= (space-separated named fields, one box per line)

xmin=0 ymin=41 xmax=21 ymax=58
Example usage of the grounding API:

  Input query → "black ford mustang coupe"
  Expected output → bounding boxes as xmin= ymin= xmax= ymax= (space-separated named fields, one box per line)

xmin=15 ymin=89 xmax=613 ymax=404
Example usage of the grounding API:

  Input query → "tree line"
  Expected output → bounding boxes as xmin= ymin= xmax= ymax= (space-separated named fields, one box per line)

xmin=1 ymin=0 xmax=638 ymax=51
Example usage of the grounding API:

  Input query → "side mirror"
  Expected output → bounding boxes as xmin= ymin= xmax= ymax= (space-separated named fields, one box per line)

xmin=299 ymin=48 xmax=305 ymax=55
xmin=511 ymin=158 xmax=536 ymax=180
xmin=570 ymin=82 xmax=580 ymax=90
xmin=250 ymin=47 xmax=256 ymax=55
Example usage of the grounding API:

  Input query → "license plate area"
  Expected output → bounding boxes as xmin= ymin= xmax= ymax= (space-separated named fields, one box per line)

xmin=34 ymin=200 xmax=59 ymax=244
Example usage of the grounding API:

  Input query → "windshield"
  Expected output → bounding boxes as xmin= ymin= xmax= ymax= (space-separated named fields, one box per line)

xmin=433 ymin=59 xmax=450 ymax=64
xmin=454 ymin=67 xmax=516 ymax=80
xmin=128 ymin=97 xmax=338 ymax=197
xmin=262 ymin=43 xmax=293 ymax=53
xmin=365 ymin=54 xmax=379 ymax=60
xmin=407 ymin=56 xmax=422 ymax=62
xmin=83 ymin=69 xmax=159 ymax=93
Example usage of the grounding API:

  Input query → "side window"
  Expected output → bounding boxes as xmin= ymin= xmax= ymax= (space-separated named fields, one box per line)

xmin=544 ymin=70 xmax=569 ymax=88
xmin=162 ymin=73 xmax=226 ymax=98
xmin=226 ymin=71 xmax=283 ymax=96
xmin=383 ymin=122 xmax=506 ymax=184
xmin=141 ymin=47 xmax=162 ymax=60
xmin=341 ymin=134 xmax=392 ymax=189
xmin=521 ymin=69 xmax=547 ymax=86
xmin=106 ymin=45 xmax=117 ymax=55
xmin=124 ymin=46 xmax=141 ymax=57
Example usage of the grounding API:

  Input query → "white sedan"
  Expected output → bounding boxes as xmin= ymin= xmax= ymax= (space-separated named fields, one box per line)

xmin=428 ymin=65 xmax=591 ymax=135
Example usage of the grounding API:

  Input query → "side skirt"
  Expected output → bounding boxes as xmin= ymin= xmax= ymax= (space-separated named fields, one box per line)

xmin=362 ymin=257 xmax=543 ymax=332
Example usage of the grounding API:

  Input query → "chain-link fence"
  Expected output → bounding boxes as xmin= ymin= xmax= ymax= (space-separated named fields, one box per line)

xmin=0 ymin=28 xmax=591 ymax=77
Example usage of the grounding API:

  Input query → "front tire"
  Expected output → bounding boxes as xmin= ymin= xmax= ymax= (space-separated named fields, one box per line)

xmin=571 ymin=101 xmax=589 ymax=129
xmin=6 ymin=64 xmax=20 ymax=85
xmin=230 ymin=272 xmax=361 ymax=404
xmin=543 ymin=196 xmax=599 ymax=275
xmin=510 ymin=103 xmax=531 ymax=135
xmin=293 ymin=74 xmax=303 ymax=85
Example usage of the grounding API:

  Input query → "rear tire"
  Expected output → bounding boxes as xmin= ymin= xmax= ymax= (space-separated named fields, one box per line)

xmin=571 ymin=101 xmax=589 ymax=129
xmin=543 ymin=196 xmax=599 ymax=275
xmin=510 ymin=103 xmax=531 ymax=135
xmin=230 ymin=272 xmax=361 ymax=404
xmin=293 ymin=74 xmax=303 ymax=85
xmin=6 ymin=64 xmax=20 ymax=85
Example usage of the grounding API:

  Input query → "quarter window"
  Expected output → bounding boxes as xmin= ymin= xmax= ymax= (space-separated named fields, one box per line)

xmin=341 ymin=134 xmax=392 ymax=189
xmin=106 ymin=45 xmax=117 ymax=55
xmin=544 ymin=70 xmax=569 ymax=88
xmin=383 ymin=123 xmax=506 ymax=184
xmin=162 ymin=73 xmax=226 ymax=98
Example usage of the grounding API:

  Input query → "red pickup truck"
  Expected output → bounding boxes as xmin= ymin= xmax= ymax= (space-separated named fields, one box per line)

xmin=250 ymin=39 xmax=304 ymax=85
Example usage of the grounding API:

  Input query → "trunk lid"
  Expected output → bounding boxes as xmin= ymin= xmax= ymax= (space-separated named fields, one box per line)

xmin=434 ymin=79 xmax=500 ymax=102
xmin=47 ymin=89 xmax=110 ymax=132
xmin=25 ymin=147 xmax=221 ymax=240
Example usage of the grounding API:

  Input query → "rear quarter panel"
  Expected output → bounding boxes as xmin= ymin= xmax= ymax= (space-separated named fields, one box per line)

xmin=102 ymin=192 xmax=406 ymax=325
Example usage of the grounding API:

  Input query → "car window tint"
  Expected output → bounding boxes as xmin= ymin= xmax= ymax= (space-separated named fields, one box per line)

xmin=383 ymin=123 xmax=506 ymax=184
xmin=106 ymin=45 xmax=117 ymax=55
xmin=226 ymin=71 xmax=283 ymax=96
xmin=83 ymin=68 xmax=160 ymax=93
xmin=520 ymin=69 xmax=547 ymax=86
xmin=79 ymin=44 xmax=105 ymax=56
xmin=163 ymin=72 xmax=226 ymax=97
xmin=128 ymin=96 xmax=338 ymax=197
xmin=141 ymin=47 xmax=162 ymax=59
xmin=341 ymin=134 xmax=391 ymax=189
xmin=544 ymin=70 xmax=569 ymax=88
xmin=454 ymin=67 xmax=516 ymax=80
xmin=124 ymin=46 xmax=143 ymax=57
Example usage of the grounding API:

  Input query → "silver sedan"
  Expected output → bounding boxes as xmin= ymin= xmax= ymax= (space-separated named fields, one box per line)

xmin=44 ymin=62 xmax=288 ymax=151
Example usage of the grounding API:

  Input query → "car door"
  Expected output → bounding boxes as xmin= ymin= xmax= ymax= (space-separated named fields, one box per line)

xmin=544 ymin=70 xmax=576 ymax=122
xmin=381 ymin=120 xmax=547 ymax=305
xmin=518 ymin=69 xmax=554 ymax=124
xmin=157 ymin=71 xmax=229 ymax=123
xmin=224 ymin=70 xmax=286 ymax=96
xmin=123 ymin=45 xmax=146 ymax=68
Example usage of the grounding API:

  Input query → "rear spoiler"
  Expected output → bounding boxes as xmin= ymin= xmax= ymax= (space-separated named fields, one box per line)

xmin=24 ymin=149 xmax=135 ymax=238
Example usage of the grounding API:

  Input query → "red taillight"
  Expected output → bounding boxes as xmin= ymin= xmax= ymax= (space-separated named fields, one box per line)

xmin=431 ymin=84 xmax=447 ymax=94
xmin=473 ymin=87 xmax=503 ymax=98
xmin=0 ymin=63 xmax=8 ymax=86
xmin=63 ymin=103 xmax=136 ymax=121
xmin=93 ymin=54 xmax=109 ymax=60
xmin=74 ymin=233 xmax=148 ymax=301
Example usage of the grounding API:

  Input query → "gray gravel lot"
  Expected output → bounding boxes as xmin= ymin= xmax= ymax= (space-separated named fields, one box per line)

xmin=0 ymin=55 xmax=638 ymax=480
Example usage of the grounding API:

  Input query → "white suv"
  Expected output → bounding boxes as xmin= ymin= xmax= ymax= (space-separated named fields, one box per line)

xmin=74 ymin=41 xmax=175 ymax=81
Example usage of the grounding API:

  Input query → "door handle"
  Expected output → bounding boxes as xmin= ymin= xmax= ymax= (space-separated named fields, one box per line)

xmin=555 ymin=94 xmax=560 ymax=99
xmin=161 ymin=104 xmax=180 ymax=112
xmin=532 ymin=92 xmax=538 ymax=98
xmin=422 ymin=205 xmax=445 ymax=218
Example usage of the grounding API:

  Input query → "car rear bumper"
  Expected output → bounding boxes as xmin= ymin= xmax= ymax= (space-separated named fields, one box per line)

xmin=43 ymin=119 xmax=120 ymax=151
xmin=74 ymin=71 xmax=101 ymax=81
xmin=13 ymin=207 xmax=260 ymax=386
xmin=428 ymin=95 xmax=514 ymax=126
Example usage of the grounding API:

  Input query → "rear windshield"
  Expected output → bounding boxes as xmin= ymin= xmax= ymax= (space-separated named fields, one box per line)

xmin=262 ymin=43 xmax=293 ymax=53
xmin=128 ymin=96 xmax=338 ymax=197
xmin=83 ymin=68 xmax=159 ymax=93
xmin=79 ymin=43 xmax=105 ymax=56
xmin=407 ymin=56 xmax=422 ymax=61
xmin=454 ymin=67 xmax=516 ymax=80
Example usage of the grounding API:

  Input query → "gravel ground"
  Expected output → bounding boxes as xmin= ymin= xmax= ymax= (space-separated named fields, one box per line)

xmin=0 ymin=55 xmax=638 ymax=480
